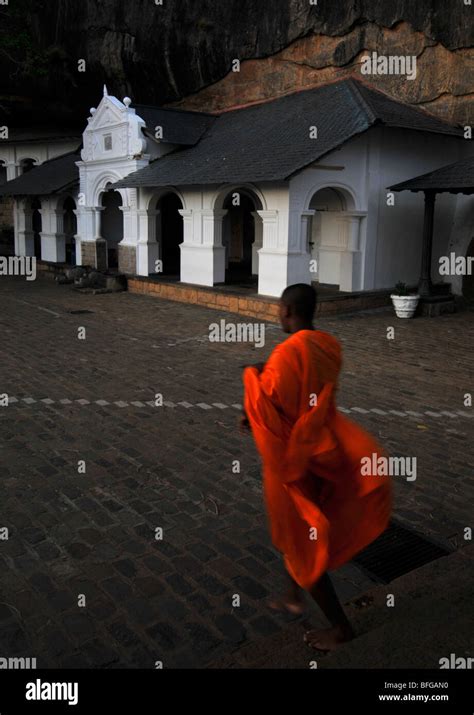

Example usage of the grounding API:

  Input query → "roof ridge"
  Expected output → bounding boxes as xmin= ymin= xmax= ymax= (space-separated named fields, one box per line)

xmin=344 ymin=78 xmax=378 ymax=124
xmin=133 ymin=103 xmax=217 ymax=118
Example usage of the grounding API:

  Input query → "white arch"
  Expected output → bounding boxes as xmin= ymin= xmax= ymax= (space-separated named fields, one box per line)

xmin=18 ymin=156 xmax=41 ymax=168
xmin=303 ymin=182 xmax=359 ymax=212
xmin=146 ymin=187 xmax=187 ymax=211
xmin=91 ymin=171 xmax=130 ymax=207
xmin=212 ymin=183 xmax=267 ymax=211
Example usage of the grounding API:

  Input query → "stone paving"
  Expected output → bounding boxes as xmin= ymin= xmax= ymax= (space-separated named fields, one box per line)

xmin=0 ymin=276 xmax=472 ymax=668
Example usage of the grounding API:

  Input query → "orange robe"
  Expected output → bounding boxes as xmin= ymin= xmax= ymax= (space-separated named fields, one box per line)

xmin=243 ymin=329 xmax=392 ymax=591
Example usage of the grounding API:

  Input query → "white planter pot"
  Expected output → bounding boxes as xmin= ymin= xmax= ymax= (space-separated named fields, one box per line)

xmin=391 ymin=294 xmax=420 ymax=319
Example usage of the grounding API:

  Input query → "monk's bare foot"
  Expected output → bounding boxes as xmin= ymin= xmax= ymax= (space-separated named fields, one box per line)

xmin=268 ymin=595 xmax=305 ymax=615
xmin=304 ymin=625 xmax=354 ymax=651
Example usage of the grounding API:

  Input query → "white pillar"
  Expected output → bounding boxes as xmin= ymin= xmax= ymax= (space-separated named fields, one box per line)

xmin=40 ymin=199 xmax=66 ymax=263
xmin=257 ymin=209 xmax=311 ymax=297
xmin=136 ymin=209 xmax=160 ymax=275
xmin=179 ymin=209 xmax=227 ymax=286
xmin=340 ymin=214 xmax=363 ymax=292
xmin=6 ymin=161 xmax=19 ymax=182
xmin=16 ymin=200 xmax=35 ymax=257
xmin=301 ymin=210 xmax=316 ymax=282
xmin=76 ymin=206 xmax=106 ymax=269
xmin=251 ymin=211 xmax=263 ymax=275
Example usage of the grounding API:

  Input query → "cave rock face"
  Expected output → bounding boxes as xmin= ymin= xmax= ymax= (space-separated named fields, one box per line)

xmin=2 ymin=0 xmax=473 ymax=124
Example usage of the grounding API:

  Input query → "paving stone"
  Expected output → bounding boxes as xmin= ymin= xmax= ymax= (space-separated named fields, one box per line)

xmin=232 ymin=575 xmax=269 ymax=600
xmin=249 ymin=615 xmax=281 ymax=636
xmin=107 ymin=621 xmax=142 ymax=649
xmin=146 ymin=622 xmax=180 ymax=651
xmin=165 ymin=573 xmax=194 ymax=596
xmin=187 ymin=542 xmax=218 ymax=562
xmin=214 ymin=614 xmax=246 ymax=643
xmin=102 ymin=577 xmax=134 ymax=601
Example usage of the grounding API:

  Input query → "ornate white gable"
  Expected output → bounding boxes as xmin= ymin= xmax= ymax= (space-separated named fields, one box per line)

xmin=81 ymin=86 xmax=147 ymax=163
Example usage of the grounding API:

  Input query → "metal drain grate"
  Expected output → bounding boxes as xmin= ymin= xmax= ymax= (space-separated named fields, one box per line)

xmin=67 ymin=310 xmax=94 ymax=315
xmin=353 ymin=520 xmax=452 ymax=584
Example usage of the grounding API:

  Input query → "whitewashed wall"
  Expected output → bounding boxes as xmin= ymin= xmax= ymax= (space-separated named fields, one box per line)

xmin=369 ymin=126 xmax=466 ymax=291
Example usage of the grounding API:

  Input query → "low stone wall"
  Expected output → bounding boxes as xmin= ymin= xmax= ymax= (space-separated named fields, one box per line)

xmin=128 ymin=278 xmax=280 ymax=321
xmin=128 ymin=277 xmax=392 ymax=320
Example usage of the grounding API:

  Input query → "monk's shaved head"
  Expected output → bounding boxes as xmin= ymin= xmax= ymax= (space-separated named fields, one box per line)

xmin=281 ymin=283 xmax=317 ymax=323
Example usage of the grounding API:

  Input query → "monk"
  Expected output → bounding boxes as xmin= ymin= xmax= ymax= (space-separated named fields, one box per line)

xmin=241 ymin=284 xmax=392 ymax=651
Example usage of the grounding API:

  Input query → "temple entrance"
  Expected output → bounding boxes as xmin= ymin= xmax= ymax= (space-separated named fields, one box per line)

xmin=20 ymin=158 xmax=36 ymax=175
xmin=156 ymin=193 xmax=183 ymax=275
xmin=222 ymin=191 xmax=258 ymax=285
xmin=63 ymin=197 xmax=77 ymax=265
xmin=308 ymin=186 xmax=355 ymax=289
xmin=462 ymin=238 xmax=474 ymax=301
xmin=31 ymin=198 xmax=42 ymax=258
xmin=101 ymin=189 xmax=123 ymax=270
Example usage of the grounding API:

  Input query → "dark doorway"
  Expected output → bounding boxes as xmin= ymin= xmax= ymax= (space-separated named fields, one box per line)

xmin=21 ymin=159 xmax=36 ymax=174
xmin=223 ymin=193 xmax=255 ymax=284
xmin=101 ymin=190 xmax=123 ymax=270
xmin=462 ymin=238 xmax=474 ymax=301
xmin=63 ymin=197 xmax=77 ymax=265
xmin=158 ymin=193 xmax=183 ymax=275
xmin=31 ymin=198 xmax=42 ymax=258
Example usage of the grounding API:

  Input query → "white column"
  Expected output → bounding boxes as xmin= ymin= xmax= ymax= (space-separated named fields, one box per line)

xmin=40 ymin=199 xmax=66 ymax=263
xmin=179 ymin=209 xmax=227 ymax=286
xmin=6 ymin=161 xmax=19 ymax=182
xmin=76 ymin=206 xmax=105 ymax=268
xmin=301 ymin=210 xmax=316 ymax=282
xmin=251 ymin=211 xmax=263 ymax=275
xmin=256 ymin=210 xmax=281 ymax=296
xmin=16 ymin=200 xmax=35 ymax=257
xmin=72 ymin=209 xmax=80 ymax=265
xmin=257 ymin=209 xmax=311 ymax=297
xmin=136 ymin=209 xmax=160 ymax=275
xmin=340 ymin=214 xmax=363 ymax=292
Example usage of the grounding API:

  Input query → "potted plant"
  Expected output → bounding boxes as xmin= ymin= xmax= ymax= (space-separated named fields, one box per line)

xmin=391 ymin=282 xmax=420 ymax=319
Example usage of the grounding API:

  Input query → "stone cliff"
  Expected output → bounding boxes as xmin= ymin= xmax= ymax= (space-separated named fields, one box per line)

xmin=0 ymin=0 xmax=472 ymax=125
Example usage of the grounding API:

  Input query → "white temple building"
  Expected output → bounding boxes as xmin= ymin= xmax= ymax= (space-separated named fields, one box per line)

xmin=1 ymin=80 xmax=472 ymax=298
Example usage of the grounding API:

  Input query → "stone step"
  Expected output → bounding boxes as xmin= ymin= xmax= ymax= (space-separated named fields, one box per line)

xmin=207 ymin=544 xmax=474 ymax=669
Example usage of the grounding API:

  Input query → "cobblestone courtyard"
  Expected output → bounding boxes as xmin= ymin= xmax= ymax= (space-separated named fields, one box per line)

xmin=0 ymin=277 xmax=473 ymax=668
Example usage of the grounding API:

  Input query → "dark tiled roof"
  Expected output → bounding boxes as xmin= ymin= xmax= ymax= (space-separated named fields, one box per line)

xmin=114 ymin=79 xmax=463 ymax=189
xmin=389 ymin=155 xmax=474 ymax=193
xmin=0 ymin=150 xmax=80 ymax=196
xmin=134 ymin=104 xmax=217 ymax=146
xmin=0 ymin=128 xmax=82 ymax=144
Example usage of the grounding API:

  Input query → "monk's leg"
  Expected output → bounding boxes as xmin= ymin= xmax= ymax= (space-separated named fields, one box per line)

xmin=304 ymin=572 xmax=354 ymax=651
xmin=268 ymin=571 xmax=305 ymax=615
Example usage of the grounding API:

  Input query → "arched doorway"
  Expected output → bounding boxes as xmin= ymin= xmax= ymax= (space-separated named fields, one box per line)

xmin=222 ymin=190 xmax=259 ymax=285
xmin=101 ymin=189 xmax=123 ymax=270
xmin=308 ymin=187 xmax=355 ymax=288
xmin=156 ymin=193 xmax=183 ymax=276
xmin=63 ymin=197 xmax=77 ymax=265
xmin=462 ymin=238 xmax=474 ymax=301
xmin=31 ymin=198 xmax=42 ymax=258
xmin=20 ymin=158 xmax=36 ymax=175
